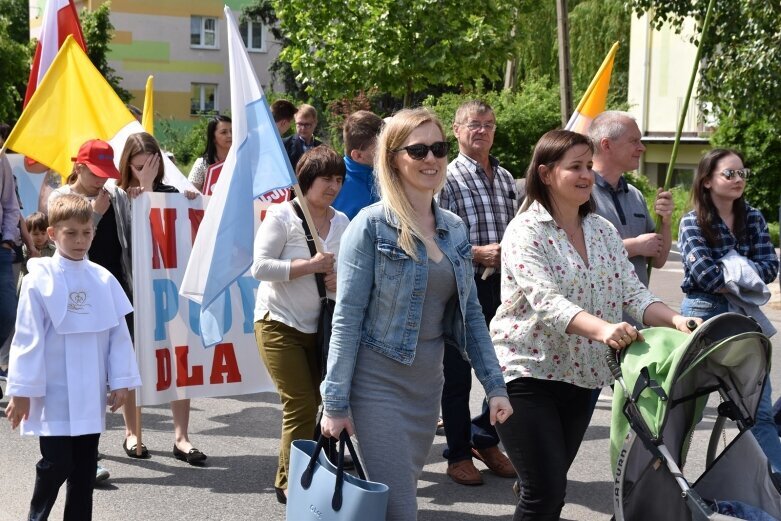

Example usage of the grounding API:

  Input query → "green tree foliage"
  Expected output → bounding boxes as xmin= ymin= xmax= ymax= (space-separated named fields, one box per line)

xmin=508 ymin=0 xmax=630 ymax=107
xmin=423 ymin=79 xmax=561 ymax=177
xmin=80 ymin=2 xmax=131 ymax=103
xmin=0 ymin=0 xmax=29 ymax=43
xmin=630 ymin=0 xmax=781 ymax=128
xmin=569 ymin=0 xmax=630 ymax=107
xmin=0 ymin=0 xmax=31 ymax=123
xmin=272 ymin=0 xmax=515 ymax=106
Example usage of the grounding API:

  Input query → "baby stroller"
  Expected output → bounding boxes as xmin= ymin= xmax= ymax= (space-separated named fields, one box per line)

xmin=609 ymin=313 xmax=781 ymax=520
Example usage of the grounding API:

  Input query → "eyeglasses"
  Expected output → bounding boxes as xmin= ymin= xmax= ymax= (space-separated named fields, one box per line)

xmin=720 ymin=168 xmax=751 ymax=180
xmin=463 ymin=122 xmax=496 ymax=132
xmin=295 ymin=122 xmax=314 ymax=128
xmin=393 ymin=141 xmax=449 ymax=160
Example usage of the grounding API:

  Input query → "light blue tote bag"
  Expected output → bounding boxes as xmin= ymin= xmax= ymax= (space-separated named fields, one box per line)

xmin=287 ymin=432 xmax=389 ymax=521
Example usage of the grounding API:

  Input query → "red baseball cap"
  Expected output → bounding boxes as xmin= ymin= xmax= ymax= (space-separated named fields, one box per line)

xmin=71 ymin=139 xmax=121 ymax=179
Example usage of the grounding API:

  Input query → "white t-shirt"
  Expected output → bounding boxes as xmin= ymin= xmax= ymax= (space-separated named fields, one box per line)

xmin=251 ymin=201 xmax=349 ymax=333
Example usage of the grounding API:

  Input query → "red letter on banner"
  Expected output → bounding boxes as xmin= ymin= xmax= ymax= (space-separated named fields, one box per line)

xmin=156 ymin=348 xmax=172 ymax=391
xmin=175 ymin=345 xmax=204 ymax=387
xmin=188 ymin=208 xmax=204 ymax=244
xmin=209 ymin=343 xmax=242 ymax=384
xmin=149 ymin=208 xmax=178 ymax=269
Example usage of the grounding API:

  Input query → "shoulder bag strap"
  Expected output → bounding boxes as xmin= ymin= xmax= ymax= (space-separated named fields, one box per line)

xmin=291 ymin=200 xmax=327 ymax=299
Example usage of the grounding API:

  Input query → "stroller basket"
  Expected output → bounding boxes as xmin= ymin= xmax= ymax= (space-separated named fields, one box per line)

xmin=610 ymin=313 xmax=781 ymax=520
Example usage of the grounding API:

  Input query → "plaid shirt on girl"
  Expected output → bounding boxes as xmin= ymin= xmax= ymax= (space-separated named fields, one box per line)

xmin=678 ymin=204 xmax=779 ymax=294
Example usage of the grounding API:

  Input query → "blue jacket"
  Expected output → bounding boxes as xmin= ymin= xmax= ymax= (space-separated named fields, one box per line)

xmin=321 ymin=202 xmax=507 ymax=415
xmin=331 ymin=156 xmax=378 ymax=220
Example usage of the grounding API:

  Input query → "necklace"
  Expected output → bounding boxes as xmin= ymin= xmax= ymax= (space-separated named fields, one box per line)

xmin=561 ymin=223 xmax=582 ymax=242
xmin=312 ymin=211 xmax=330 ymax=235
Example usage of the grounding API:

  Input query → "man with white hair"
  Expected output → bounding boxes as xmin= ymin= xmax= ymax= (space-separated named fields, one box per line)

xmin=588 ymin=111 xmax=674 ymax=288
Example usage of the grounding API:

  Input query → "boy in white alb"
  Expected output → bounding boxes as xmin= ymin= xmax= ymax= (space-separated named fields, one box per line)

xmin=4 ymin=194 xmax=141 ymax=521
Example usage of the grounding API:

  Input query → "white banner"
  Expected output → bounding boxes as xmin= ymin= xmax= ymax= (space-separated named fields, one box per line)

xmin=132 ymin=192 xmax=274 ymax=406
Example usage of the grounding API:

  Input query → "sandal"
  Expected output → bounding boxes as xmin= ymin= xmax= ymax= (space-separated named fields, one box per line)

xmin=123 ymin=438 xmax=151 ymax=459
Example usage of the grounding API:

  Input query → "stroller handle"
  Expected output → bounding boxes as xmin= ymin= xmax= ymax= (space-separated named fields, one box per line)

xmin=685 ymin=319 xmax=698 ymax=332
xmin=605 ymin=348 xmax=623 ymax=381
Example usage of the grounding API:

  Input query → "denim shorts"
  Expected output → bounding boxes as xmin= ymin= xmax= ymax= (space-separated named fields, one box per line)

xmin=681 ymin=292 xmax=730 ymax=321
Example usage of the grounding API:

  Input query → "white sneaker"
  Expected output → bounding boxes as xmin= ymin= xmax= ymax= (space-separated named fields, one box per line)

xmin=96 ymin=465 xmax=110 ymax=482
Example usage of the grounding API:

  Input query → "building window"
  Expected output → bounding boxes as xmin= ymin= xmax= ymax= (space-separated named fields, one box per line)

xmin=240 ymin=19 xmax=266 ymax=52
xmin=191 ymin=16 xmax=218 ymax=48
xmin=191 ymin=83 xmax=218 ymax=115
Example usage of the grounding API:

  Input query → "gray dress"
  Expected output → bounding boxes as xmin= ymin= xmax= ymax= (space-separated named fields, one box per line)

xmin=350 ymin=256 xmax=457 ymax=521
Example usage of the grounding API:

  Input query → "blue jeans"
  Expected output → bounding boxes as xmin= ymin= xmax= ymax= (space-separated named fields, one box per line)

xmin=682 ymin=292 xmax=781 ymax=473
xmin=0 ymin=247 xmax=16 ymax=348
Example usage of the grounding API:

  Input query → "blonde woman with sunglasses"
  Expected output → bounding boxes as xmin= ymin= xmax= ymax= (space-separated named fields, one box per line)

xmin=679 ymin=148 xmax=781 ymax=474
xmin=320 ymin=108 xmax=512 ymax=520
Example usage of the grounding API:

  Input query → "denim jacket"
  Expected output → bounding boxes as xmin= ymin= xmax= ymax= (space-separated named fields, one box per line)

xmin=321 ymin=202 xmax=507 ymax=415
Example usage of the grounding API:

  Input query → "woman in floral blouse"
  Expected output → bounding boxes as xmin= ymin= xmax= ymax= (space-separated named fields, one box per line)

xmin=490 ymin=129 xmax=698 ymax=521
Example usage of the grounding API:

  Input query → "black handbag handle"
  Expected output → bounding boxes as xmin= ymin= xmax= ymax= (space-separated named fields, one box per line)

xmin=300 ymin=430 xmax=367 ymax=512
xmin=291 ymin=200 xmax=327 ymax=299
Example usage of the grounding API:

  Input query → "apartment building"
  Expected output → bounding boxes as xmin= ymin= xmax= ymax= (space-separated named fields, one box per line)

xmin=29 ymin=0 xmax=283 ymax=125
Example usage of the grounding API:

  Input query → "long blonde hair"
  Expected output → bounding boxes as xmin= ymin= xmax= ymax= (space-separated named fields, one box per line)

xmin=375 ymin=108 xmax=447 ymax=260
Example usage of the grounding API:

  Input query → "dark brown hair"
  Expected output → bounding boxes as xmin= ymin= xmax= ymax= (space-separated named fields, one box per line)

xmin=691 ymin=148 xmax=747 ymax=247
xmin=522 ymin=129 xmax=595 ymax=218
xmin=343 ymin=110 xmax=383 ymax=156
xmin=25 ymin=212 xmax=49 ymax=232
xmin=271 ymin=99 xmax=297 ymax=123
xmin=296 ymin=146 xmax=345 ymax=194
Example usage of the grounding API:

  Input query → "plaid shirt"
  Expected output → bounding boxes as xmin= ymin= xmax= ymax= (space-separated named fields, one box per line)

xmin=679 ymin=205 xmax=779 ymax=294
xmin=437 ymin=153 xmax=518 ymax=275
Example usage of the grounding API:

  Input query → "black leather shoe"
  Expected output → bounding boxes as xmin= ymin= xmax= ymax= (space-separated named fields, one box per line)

xmin=123 ymin=438 xmax=150 ymax=459
xmin=173 ymin=444 xmax=207 ymax=465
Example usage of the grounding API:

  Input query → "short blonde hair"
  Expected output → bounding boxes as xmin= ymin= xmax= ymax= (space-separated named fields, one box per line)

xmin=296 ymin=103 xmax=318 ymax=121
xmin=48 ymin=194 xmax=92 ymax=227
xmin=375 ymin=107 xmax=446 ymax=260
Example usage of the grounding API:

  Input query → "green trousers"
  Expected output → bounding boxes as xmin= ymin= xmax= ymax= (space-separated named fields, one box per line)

xmin=254 ymin=317 xmax=321 ymax=490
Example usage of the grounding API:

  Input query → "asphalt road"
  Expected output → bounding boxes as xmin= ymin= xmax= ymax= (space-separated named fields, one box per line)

xmin=1 ymin=256 xmax=779 ymax=521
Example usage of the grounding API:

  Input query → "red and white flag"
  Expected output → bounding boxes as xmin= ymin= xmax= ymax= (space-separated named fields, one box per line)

xmin=24 ymin=0 xmax=86 ymax=107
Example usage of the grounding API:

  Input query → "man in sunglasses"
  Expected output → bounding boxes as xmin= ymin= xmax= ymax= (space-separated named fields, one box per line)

xmin=436 ymin=100 xmax=518 ymax=486
xmin=283 ymin=103 xmax=323 ymax=170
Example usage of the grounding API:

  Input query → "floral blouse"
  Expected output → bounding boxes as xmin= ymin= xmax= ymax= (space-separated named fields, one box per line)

xmin=491 ymin=201 xmax=660 ymax=388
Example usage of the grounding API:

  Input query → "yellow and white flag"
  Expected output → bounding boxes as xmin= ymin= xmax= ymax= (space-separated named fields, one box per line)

xmin=565 ymin=42 xmax=619 ymax=135
xmin=142 ymin=75 xmax=154 ymax=134
xmin=7 ymin=36 xmax=190 ymax=190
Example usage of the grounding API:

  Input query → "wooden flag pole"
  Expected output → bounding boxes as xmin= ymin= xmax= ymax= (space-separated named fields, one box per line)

xmin=291 ymin=183 xmax=325 ymax=253
xmin=647 ymin=0 xmax=716 ymax=281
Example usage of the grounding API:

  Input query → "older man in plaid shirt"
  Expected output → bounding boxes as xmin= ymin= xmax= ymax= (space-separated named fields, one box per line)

xmin=436 ymin=100 xmax=518 ymax=486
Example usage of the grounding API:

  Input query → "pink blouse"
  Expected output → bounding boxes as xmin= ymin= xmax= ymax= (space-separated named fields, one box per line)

xmin=490 ymin=201 xmax=660 ymax=388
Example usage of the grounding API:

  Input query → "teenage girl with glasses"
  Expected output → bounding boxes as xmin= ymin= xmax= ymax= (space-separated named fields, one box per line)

xmin=679 ymin=148 xmax=781 ymax=475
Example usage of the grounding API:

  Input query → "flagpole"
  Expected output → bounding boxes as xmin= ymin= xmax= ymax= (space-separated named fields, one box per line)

xmin=291 ymin=183 xmax=325 ymax=253
xmin=647 ymin=0 xmax=716 ymax=281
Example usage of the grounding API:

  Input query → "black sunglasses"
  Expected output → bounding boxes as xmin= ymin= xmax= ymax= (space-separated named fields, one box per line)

xmin=393 ymin=141 xmax=449 ymax=160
